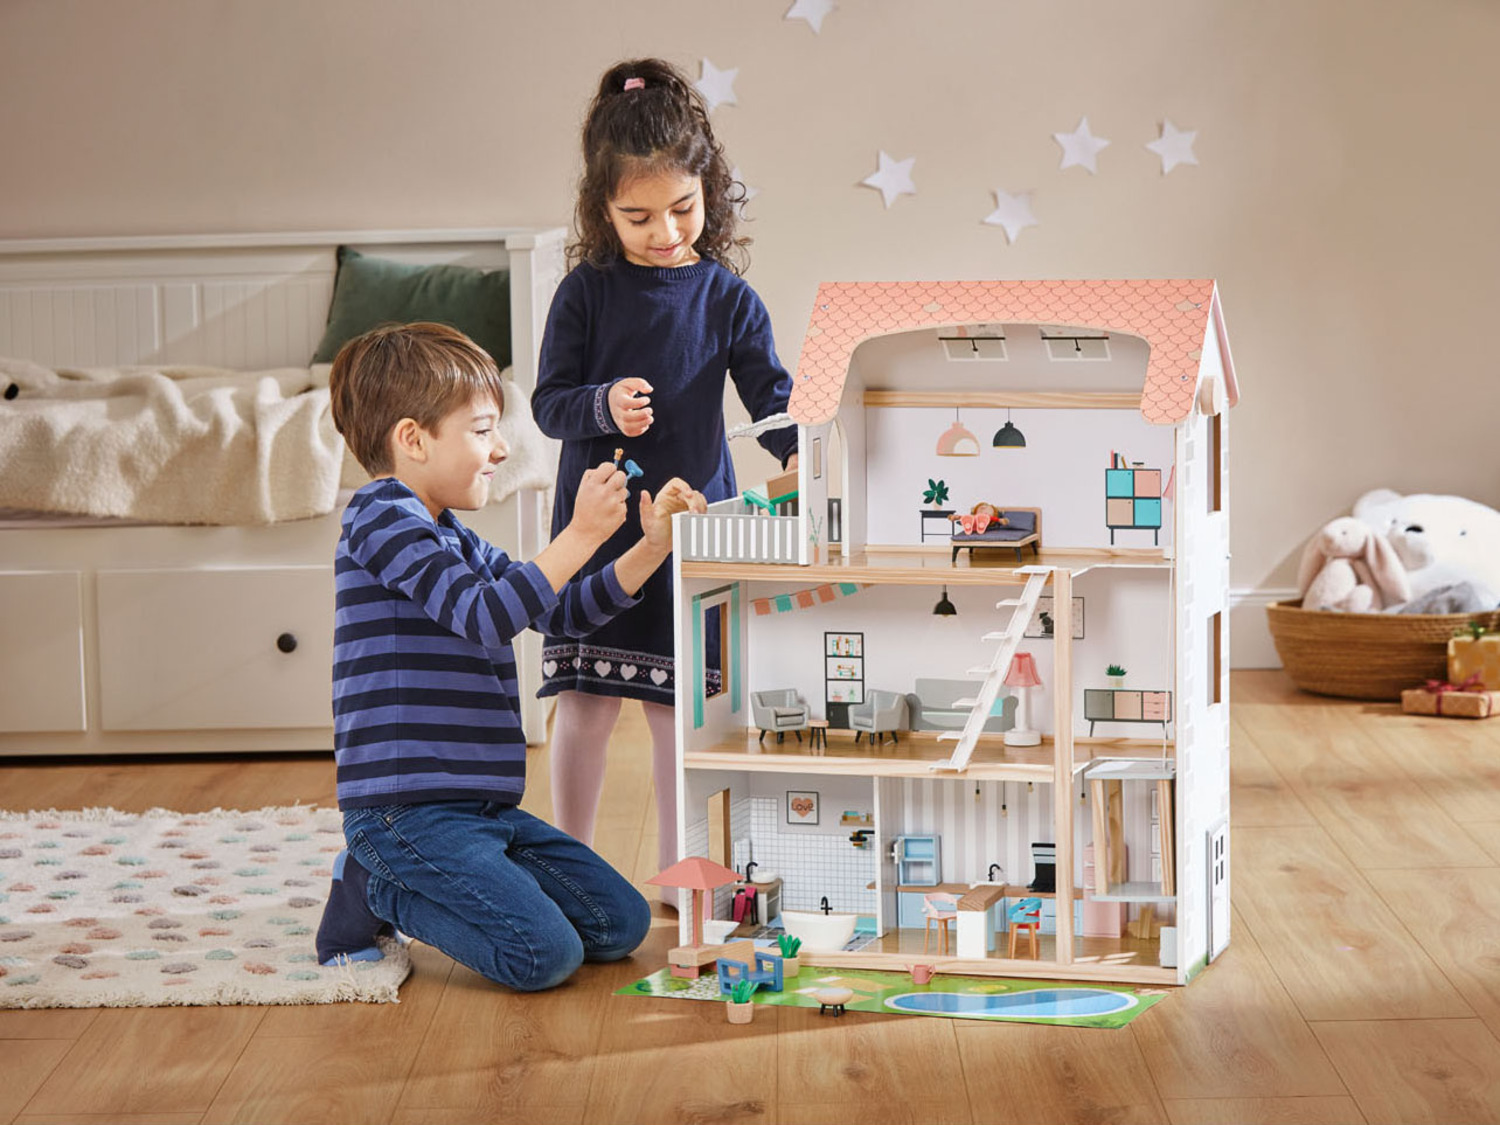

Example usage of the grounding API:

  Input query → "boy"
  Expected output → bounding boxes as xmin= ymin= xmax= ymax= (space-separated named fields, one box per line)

xmin=315 ymin=322 xmax=704 ymax=991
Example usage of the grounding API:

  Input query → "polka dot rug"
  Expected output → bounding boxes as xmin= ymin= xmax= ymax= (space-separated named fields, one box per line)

xmin=0 ymin=805 xmax=409 ymax=1008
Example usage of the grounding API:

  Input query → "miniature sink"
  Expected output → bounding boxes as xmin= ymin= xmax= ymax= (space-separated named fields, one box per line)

xmin=750 ymin=869 xmax=779 ymax=884
xmin=781 ymin=909 xmax=857 ymax=953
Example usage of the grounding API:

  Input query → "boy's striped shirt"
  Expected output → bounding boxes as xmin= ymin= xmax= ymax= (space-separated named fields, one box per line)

xmin=333 ymin=478 xmax=636 ymax=808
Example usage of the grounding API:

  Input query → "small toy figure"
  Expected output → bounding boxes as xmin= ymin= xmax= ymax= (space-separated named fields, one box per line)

xmin=949 ymin=501 xmax=1010 ymax=536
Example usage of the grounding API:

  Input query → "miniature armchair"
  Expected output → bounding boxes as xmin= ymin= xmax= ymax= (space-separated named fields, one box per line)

xmin=848 ymin=690 xmax=909 ymax=746
xmin=751 ymin=689 xmax=810 ymax=743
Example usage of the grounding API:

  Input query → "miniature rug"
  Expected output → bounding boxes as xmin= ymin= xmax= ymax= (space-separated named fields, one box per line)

xmin=0 ymin=806 xmax=410 ymax=1009
xmin=620 ymin=960 xmax=1165 ymax=1029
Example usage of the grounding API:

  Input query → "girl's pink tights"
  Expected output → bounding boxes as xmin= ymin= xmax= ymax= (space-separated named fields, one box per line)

xmin=548 ymin=690 xmax=679 ymax=875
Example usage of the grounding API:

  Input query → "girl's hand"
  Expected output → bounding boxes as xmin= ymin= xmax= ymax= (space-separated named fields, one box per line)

xmin=609 ymin=377 xmax=654 ymax=437
xmin=569 ymin=461 xmax=629 ymax=545
xmin=640 ymin=477 xmax=707 ymax=552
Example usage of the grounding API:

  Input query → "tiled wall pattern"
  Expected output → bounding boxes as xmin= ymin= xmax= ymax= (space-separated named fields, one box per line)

xmin=747 ymin=797 xmax=877 ymax=916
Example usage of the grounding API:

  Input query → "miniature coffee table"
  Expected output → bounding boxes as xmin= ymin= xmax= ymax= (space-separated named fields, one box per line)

xmin=807 ymin=719 xmax=829 ymax=753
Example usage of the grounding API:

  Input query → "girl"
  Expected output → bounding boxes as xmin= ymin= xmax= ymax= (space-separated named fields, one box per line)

xmin=531 ymin=58 xmax=797 ymax=883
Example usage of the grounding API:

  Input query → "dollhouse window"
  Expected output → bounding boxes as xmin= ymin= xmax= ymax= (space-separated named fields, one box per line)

xmin=1040 ymin=325 xmax=1110 ymax=361
xmin=938 ymin=324 xmax=1006 ymax=360
xmin=812 ymin=436 xmax=823 ymax=480
xmin=1208 ymin=611 xmax=1223 ymax=705
xmin=1207 ymin=412 xmax=1223 ymax=513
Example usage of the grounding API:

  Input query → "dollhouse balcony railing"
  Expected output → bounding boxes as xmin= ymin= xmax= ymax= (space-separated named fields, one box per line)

xmin=678 ymin=498 xmax=801 ymax=563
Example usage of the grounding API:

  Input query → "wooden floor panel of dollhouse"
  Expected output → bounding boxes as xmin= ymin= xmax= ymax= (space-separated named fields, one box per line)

xmin=686 ymin=728 xmax=1173 ymax=780
xmin=681 ymin=547 xmax=1171 ymax=586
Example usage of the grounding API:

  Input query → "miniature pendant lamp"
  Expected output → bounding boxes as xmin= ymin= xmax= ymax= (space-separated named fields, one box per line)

xmin=933 ymin=585 xmax=957 ymax=616
xmin=992 ymin=408 xmax=1026 ymax=448
xmin=1003 ymin=651 xmax=1042 ymax=747
xmin=936 ymin=409 xmax=980 ymax=456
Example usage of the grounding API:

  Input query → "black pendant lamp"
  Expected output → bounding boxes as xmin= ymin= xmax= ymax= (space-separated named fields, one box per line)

xmin=992 ymin=408 xmax=1026 ymax=448
xmin=933 ymin=585 xmax=957 ymax=616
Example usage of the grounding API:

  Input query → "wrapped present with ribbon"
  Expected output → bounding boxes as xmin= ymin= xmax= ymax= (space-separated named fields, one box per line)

xmin=1447 ymin=626 xmax=1500 ymax=691
xmin=1401 ymin=672 xmax=1500 ymax=719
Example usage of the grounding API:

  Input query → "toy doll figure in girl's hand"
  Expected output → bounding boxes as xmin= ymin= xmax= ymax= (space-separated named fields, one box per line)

xmin=951 ymin=501 xmax=1010 ymax=535
xmin=531 ymin=58 xmax=798 ymax=889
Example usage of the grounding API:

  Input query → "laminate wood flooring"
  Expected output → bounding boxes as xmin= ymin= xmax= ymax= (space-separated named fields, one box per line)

xmin=4 ymin=673 xmax=1500 ymax=1124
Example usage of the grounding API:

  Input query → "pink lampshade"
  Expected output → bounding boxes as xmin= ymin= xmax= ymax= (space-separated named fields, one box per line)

xmin=1004 ymin=652 xmax=1043 ymax=688
xmin=935 ymin=419 xmax=980 ymax=457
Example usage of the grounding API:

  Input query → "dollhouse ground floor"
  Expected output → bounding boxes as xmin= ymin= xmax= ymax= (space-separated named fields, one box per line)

xmin=1 ymin=671 xmax=1495 ymax=1125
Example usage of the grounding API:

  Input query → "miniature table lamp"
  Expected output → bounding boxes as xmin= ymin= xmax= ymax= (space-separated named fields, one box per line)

xmin=1003 ymin=652 xmax=1043 ymax=747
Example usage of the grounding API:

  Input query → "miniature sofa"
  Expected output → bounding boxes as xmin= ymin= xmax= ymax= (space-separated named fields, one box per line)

xmin=751 ymin=689 xmax=810 ymax=743
xmin=906 ymin=678 xmax=1016 ymax=733
xmin=950 ymin=507 xmax=1041 ymax=563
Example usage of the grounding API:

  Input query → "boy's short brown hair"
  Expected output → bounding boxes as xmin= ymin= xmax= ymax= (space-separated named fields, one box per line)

xmin=328 ymin=322 xmax=505 ymax=476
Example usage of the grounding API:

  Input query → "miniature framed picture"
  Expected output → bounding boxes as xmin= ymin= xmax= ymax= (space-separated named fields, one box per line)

xmin=786 ymin=790 xmax=820 ymax=826
xmin=1024 ymin=595 xmax=1085 ymax=640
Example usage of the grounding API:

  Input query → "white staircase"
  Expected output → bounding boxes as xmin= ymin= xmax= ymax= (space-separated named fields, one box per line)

xmin=933 ymin=568 xmax=1052 ymax=772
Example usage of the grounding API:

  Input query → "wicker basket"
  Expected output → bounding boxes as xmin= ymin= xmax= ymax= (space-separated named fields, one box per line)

xmin=1266 ymin=600 xmax=1500 ymax=701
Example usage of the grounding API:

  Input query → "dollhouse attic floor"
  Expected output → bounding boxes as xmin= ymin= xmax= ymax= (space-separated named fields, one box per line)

xmin=682 ymin=548 xmax=1170 ymax=586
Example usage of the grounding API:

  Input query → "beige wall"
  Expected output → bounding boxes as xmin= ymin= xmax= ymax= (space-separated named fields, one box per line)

xmin=3 ymin=0 xmax=1497 ymax=593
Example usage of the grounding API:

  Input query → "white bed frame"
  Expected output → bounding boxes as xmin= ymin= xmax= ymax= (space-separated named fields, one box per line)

xmin=0 ymin=228 xmax=566 ymax=756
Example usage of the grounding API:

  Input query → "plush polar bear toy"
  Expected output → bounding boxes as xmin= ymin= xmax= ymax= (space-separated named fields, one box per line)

xmin=1353 ymin=489 xmax=1500 ymax=613
xmin=1296 ymin=516 xmax=1410 ymax=612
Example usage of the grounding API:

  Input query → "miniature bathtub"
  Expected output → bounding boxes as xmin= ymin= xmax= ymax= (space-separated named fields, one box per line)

xmin=781 ymin=909 xmax=858 ymax=953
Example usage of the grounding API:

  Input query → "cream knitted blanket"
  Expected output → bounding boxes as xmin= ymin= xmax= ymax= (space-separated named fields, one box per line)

xmin=0 ymin=358 xmax=553 ymax=525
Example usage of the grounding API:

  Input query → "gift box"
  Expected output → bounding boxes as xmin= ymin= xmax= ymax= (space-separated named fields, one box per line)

xmin=1401 ymin=678 xmax=1500 ymax=719
xmin=1448 ymin=634 xmax=1500 ymax=691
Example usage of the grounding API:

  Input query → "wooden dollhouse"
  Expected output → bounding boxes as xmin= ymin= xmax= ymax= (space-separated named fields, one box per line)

xmin=670 ymin=280 xmax=1237 ymax=987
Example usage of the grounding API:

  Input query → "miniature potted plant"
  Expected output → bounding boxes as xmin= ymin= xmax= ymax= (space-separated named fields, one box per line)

xmin=726 ymin=978 xmax=759 ymax=1023
xmin=922 ymin=478 xmax=950 ymax=509
xmin=1106 ymin=663 xmax=1127 ymax=689
xmin=777 ymin=933 xmax=803 ymax=976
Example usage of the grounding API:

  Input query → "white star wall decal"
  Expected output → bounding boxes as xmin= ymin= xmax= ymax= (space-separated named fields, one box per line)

xmin=1054 ymin=116 xmax=1111 ymax=174
xmin=785 ymin=0 xmax=836 ymax=33
xmin=695 ymin=59 xmax=739 ymax=113
xmin=982 ymin=189 xmax=1039 ymax=244
xmin=860 ymin=151 xmax=916 ymax=209
xmin=1146 ymin=119 xmax=1199 ymax=174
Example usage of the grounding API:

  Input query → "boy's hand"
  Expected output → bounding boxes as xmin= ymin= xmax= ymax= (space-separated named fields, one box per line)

xmin=569 ymin=461 xmax=629 ymax=545
xmin=609 ymin=378 xmax=654 ymax=437
xmin=640 ymin=477 xmax=707 ymax=552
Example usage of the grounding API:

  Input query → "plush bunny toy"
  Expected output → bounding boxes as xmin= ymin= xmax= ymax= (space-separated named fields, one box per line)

xmin=1296 ymin=516 xmax=1411 ymax=612
xmin=1353 ymin=489 xmax=1500 ymax=612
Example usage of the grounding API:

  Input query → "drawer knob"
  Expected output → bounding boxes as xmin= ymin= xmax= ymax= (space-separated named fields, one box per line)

xmin=276 ymin=632 xmax=298 ymax=654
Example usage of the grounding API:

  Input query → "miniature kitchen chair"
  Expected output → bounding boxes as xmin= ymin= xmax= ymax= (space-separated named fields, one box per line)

xmin=922 ymin=892 xmax=961 ymax=955
xmin=1007 ymin=896 xmax=1043 ymax=959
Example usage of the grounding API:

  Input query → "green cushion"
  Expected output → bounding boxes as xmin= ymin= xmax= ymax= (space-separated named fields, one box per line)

xmin=312 ymin=247 xmax=511 ymax=367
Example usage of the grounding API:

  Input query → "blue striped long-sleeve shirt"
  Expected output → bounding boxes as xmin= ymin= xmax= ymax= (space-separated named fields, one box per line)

xmin=332 ymin=478 xmax=638 ymax=809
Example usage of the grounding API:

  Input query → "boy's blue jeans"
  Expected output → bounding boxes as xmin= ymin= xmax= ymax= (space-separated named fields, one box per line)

xmin=343 ymin=800 xmax=651 ymax=992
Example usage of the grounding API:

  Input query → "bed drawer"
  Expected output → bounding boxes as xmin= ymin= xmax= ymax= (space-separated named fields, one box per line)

xmin=97 ymin=566 xmax=333 ymax=731
xmin=0 ymin=571 xmax=86 ymax=732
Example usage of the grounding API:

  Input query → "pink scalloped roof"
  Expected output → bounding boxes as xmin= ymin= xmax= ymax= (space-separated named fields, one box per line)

xmin=788 ymin=279 xmax=1236 ymax=427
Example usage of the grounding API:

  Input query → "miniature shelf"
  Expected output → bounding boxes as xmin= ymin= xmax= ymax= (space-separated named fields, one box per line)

xmin=1083 ymin=758 xmax=1175 ymax=782
xmin=680 ymin=549 xmax=1171 ymax=585
xmin=1090 ymin=881 xmax=1177 ymax=903
xmin=839 ymin=814 xmax=874 ymax=827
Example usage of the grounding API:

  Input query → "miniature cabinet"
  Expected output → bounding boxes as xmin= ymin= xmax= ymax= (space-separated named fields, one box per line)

xmin=824 ymin=631 xmax=864 ymax=728
xmin=1105 ymin=467 xmax=1163 ymax=545
xmin=1083 ymin=688 xmax=1173 ymax=736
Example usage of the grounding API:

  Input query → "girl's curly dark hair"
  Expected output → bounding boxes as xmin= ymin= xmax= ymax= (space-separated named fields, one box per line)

xmin=569 ymin=58 xmax=749 ymax=274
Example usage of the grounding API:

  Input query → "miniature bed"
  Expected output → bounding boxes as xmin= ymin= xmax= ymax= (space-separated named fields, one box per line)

xmin=949 ymin=507 xmax=1041 ymax=563
xmin=0 ymin=227 xmax=565 ymax=756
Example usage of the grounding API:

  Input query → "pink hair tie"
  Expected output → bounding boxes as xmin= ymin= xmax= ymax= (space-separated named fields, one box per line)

xmin=623 ymin=77 xmax=645 ymax=91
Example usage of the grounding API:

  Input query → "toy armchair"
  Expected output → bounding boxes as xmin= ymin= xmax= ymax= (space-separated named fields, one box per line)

xmin=751 ymin=689 xmax=810 ymax=743
xmin=849 ymin=690 xmax=909 ymax=745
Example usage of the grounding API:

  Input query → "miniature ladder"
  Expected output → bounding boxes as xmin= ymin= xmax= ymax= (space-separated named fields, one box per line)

xmin=933 ymin=568 xmax=1051 ymax=772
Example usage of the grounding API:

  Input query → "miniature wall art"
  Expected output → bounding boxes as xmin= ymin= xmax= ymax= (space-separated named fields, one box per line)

xmin=787 ymin=790 xmax=820 ymax=825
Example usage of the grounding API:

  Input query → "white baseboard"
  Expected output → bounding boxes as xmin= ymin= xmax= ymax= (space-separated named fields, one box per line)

xmin=1230 ymin=586 xmax=1297 ymax=669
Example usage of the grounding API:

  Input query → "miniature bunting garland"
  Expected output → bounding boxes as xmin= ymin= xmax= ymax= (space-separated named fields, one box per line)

xmin=751 ymin=582 xmax=867 ymax=616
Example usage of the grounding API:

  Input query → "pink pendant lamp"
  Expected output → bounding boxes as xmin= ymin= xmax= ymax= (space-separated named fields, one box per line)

xmin=935 ymin=409 xmax=980 ymax=456
xmin=1003 ymin=652 xmax=1043 ymax=747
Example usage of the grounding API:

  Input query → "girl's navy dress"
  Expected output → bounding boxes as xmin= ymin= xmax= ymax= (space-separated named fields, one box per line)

xmin=531 ymin=258 xmax=797 ymax=705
